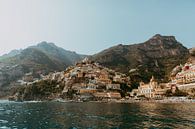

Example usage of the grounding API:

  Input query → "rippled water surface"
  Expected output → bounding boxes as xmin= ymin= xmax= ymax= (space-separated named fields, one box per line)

xmin=0 ymin=100 xmax=195 ymax=129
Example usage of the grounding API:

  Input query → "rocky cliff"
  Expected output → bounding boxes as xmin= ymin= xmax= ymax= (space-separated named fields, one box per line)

xmin=189 ymin=47 xmax=195 ymax=64
xmin=91 ymin=34 xmax=189 ymax=88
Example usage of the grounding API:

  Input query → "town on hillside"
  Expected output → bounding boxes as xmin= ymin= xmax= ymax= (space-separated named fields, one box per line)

xmin=9 ymin=57 xmax=195 ymax=102
xmin=9 ymin=58 xmax=131 ymax=102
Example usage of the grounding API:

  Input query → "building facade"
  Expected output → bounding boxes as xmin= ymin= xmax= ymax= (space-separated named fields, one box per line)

xmin=174 ymin=63 xmax=195 ymax=84
xmin=137 ymin=76 xmax=158 ymax=98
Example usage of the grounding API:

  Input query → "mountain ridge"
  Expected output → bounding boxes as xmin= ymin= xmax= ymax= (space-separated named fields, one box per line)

xmin=0 ymin=35 xmax=193 ymax=97
xmin=0 ymin=42 xmax=85 ymax=97
xmin=91 ymin=34 xmax=190 ymax=88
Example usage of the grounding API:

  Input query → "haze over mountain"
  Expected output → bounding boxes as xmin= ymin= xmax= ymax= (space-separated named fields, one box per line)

xmin=0 ymin=42 xmax=85 ymax=97
xmin=0 ymin=49 xmax=22 ymax=60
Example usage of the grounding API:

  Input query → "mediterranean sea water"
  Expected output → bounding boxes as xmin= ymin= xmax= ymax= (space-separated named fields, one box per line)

xmin=0 ymin=100 xmax=194 ymax=129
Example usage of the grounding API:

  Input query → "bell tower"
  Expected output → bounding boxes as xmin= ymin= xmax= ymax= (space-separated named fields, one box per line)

xmin=149 ymin=76 xmax=158 ymax=88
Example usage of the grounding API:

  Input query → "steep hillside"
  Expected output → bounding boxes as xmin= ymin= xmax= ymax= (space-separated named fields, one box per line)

xmin=0 ymin=42 xmax=85 ymax=97
xmin=30 ymin=42 xmax=85 ymax=66
xmin=91 ymin=34 xmax=189 ymax=88
xmin=13 ymin=48 xmax=62 ymax=72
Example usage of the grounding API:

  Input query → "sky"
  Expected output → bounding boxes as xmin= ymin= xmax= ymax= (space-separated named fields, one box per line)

xmin=0 ymin=0 xmax=195 ymax=55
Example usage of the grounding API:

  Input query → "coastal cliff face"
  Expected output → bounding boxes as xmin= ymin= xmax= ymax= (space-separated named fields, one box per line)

xmin=10 ymin=59 xmax=131 ymax=101
xmin=189 ymin=47 xmax=195 ymax=54
xmin=189 ymin=47 xmax=195 ymax=63
xmin=91 ymin=34 xmax=189 ymax=88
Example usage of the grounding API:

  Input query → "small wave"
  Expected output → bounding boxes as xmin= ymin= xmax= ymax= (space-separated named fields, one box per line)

xmin=0 ymin=120 xmax=8 ymax=124
xmin=0 ymin=107 xmax=5 ymax=111
xmin=23 ymin=101 xmax=42 ymax=103
xmin=0 ymin=100 xmax=10 ymax=103
xmin=0 ymin=126 xmax=11 ymax=129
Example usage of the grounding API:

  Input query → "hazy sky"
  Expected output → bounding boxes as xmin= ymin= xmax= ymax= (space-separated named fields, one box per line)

xmin=0 ymin=0 xmax=195 ymax=55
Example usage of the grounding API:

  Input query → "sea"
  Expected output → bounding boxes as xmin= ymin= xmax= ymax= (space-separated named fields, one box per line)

xmin=0 ymin=100 xmax=194 ymax=129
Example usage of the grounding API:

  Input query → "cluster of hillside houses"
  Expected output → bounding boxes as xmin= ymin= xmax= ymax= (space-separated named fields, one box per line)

xmin=42 ymin=58 xmax=130 ymax=101
xmin=130 ymin=62 xmax=195 ymax=99
xmin=171 ymin=62 xmax=195 ymax=89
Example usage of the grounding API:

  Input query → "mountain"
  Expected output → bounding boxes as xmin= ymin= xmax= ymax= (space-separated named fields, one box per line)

xmin=29 ymin=42 xmax=86 ymax=66
xmin=170 ymin=47 xmax=195 ymax=79
xmin=91 ymin=34 xmax=190 ymax=88
xmin=0 ymin=42 xmax=85 ymax=97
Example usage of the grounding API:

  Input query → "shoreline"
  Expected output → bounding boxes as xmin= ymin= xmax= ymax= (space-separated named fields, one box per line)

xmin=1 ymin=98 xmax=195 ymax=104
xmin=85 ymin=98 xmax=195 ymax=104
xmin=115 ymin=99 xmax=195 ymax=104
